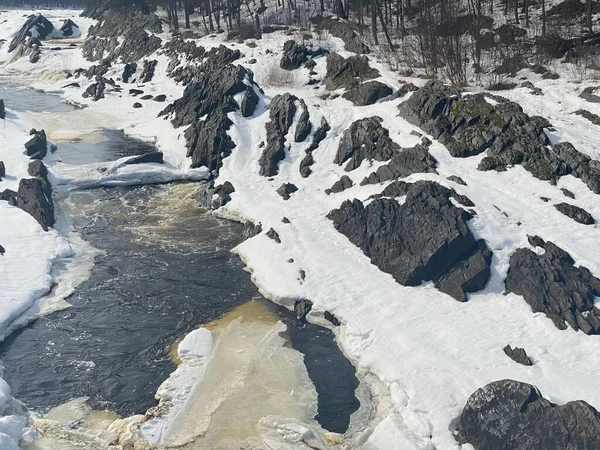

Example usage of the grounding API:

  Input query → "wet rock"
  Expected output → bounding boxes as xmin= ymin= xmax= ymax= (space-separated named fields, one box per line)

xmin=503 ymin=345 xmax=532 ymax=366
xmin=13 ymin=177 xmax=54 ymax=231
xmin=0 ymin=99 xmax=5 ymax=119
xmin=133 ymin=102 xmax=142 ymax=108
xmin=277 ymin=183 xmax=298 ymax=200
xmin=505 ymin=236 xmax=600 ymax=334
xmin=447 ymin=175 xmax=467 ymax=185
xmin=342 ymin=81 xmax=392 ymax=106
xmin=161 ymin=64 xmax=258 ymax=173
xmin=0 ymin=161 xmax=5 ymax=180
xmin=280 ymin=40 xmax=325 ymax=70
xmin=329 ymin=181 xmax=490 ymax=301
xmin=361 ymin=144 xmax=437 ymax=185
xmin=324 ymin=311 xmax=340 ymax=326
xmin=335 ymin=117 xmax=399 ymax=171
xmin=153 ymin=94 xmax=167 ymax=102
xmin=324 ymin=53 xmax=379 ymax=91
xmin=24 ymin=129 xmax=48 ymax=160
xmin=266 ymin=228 xmax=281 ymax=243
xmin=139 ymin=59 xmax=157 ymax=83
xmin=238 ymin=86 xmax=258 ymax=119
xmin=8 ymin=14 xmax=54 ymax=53
xmin=327 ymin=175 xmax=353 ymax=195
xmin=60 ymin=19 xmax=79 ymax=37
xmin=560 ymin=188 xmax=575 ymax=198
xmin=122 ymin=62 xmax=137 ymax=83
xmin=259 ymin=93 xmax=297 ymax=177
xmin=124 ymin=152 xmax=163 ymax=165
xmin=295 ymin=100 xmax=311 ymax=143
xmin=82 ymin=80 xmax=105 ymax=101
xmin=456 ymin=379 xmax=600 ymax=450
xmin=197 ymin=180 xmax=234 ymax=209
xmin=294 ymin=299 xmax=313 ymax=321
xmin=554 ymin=202 xmax=594 ymax=224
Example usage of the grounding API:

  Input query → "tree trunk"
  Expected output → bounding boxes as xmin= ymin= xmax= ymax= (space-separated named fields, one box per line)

xmin=524 ymin=0 xmax=529 ymax=27
xmin=542 ymin=0 xmax=546 ymax=36
xmin=184 ymin=0 xmax=191 ymax=28
xmin=371 ymin=1 xmax=379 ymax=45
xmin=255 ymin=13 xmax=262 ymax=38
xmin=373 ymin=0 xmax=393 ymax=47
xmin=587 ymin=0 xmax=593 ymax=33
xmin=514 ymin=0 xmax=519 ymax=24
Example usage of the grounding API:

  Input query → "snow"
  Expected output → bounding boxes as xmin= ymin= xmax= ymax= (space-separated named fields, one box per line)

xmin=1 ymin=6 xmax=600 ymax=450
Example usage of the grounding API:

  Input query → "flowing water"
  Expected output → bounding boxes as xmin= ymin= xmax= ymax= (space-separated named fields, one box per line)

xmin=0 ymin=77 xmax=361 ymax=445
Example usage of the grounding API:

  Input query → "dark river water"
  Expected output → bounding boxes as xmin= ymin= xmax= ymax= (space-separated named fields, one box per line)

xmin=0 ymin=77 xmax=360 ymax=434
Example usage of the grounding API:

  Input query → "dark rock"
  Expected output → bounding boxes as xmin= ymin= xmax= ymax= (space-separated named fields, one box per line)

xmin=342 ymin=81 xmax=392 ymax=106
xmin=0 ymin=189 xmax=17 ymax=202
xmin=27 ymin=160 xmax=51 ymax=194
xmin=324 ymin=311 xmax=340 ymax=326
xmin=277 ymin=183 xmax=298 ymax=200
xmin=496 ymin=23 xmax=527 ymax=44
xmin=139 ymin=59 xmax=157 ymax=83
xmin=123 ymin=152 xmax=163 ymax=165
xmin=282 ymin=217 xmax=290 ymax=224
xmin=580 ymin=86 xmax=600 ymax=103
xmin=554 ymin=202 xmax=594 ymax=224
xmin=259 ymin=93 xmax=297 ymax=177
xmin=503 ymin=345 xmax=532 ymax=366
xmin=243 ymin=221 xmax=262 ymax=238
xmin=248 ymin=58 xmax=257 ymax=64
xmin=240 ymin=85 xmax=259 ymax=117
xmin=13 ymin=177 xmax=54 ymax=230
xmin=560 ymin=188 xmax=575 ymax=198
xmin=391 ymin=82 xmax=419 ymax=100
xmin=140 ymin=94 xmax=153 ymax=100
xmin=295 ymin=100 xmax=311 ymax=142
xmin=0 ymin=244 xmax=4 ymax=255
xmin=82 ymin=80 xmax=106 ymax=101
xmin=324 ymin=53 xmax=379 ymax=91
xmin=506 ymin=236 xmax=600 ymax=334
xmin=521 ymin=81 xmax=543 ymax=95
xmin=0 ymin=161 xmax=5 ymax=179
xmin=132 ymin=102 xmax=142 ymax=108
xmin=266 ymin=228 xmax=281 ymax=243
xmin=299 ymin=152 xmax=314 ymax=178
xmin=575 ymin=108 xmax=600 ymax=126
xmin=168 ymin=45 xmax=240 ymax=86
xmin=328 ymin=175 xmax=353 ymax=194
xmin=197 ymin=180 xmax=235 ymax=209
xmin=60 ymin=19 xmax=79 ymax=37
xmin=153 ymin=94 xmax=167 ymax=102
xmin=447 ymin=175 xmax=467 ymax=185
xmin=8 ymin=14 xmax=54 ymax=53
xmin=299 ymin=269 xmax=306 ymax=281
xmin=313 ymin=17 xmax=370 ymax=54
xmin=61 ymin=82 xmax=80 ymax=88
xmin=294 ymin=299 xmax=313 ymax=321
xmin=280 ymin=40 xmax=325 ymax=70
xmin=456 ymin=379 xmax=600 ymax=450
xmin=0 ymin=99 xmax=5 ymax=119
xmin=129 ymin=88 xmax=144 ymax=95
xmin=361 ymin=144 xmax=437 ymax=185
xmin=540 ymin=196 xmax=550 ymax=202
xmin=335 ymin=117 xmax=399 ymax=171
xmin=299 ymin=117 xmax=330 ymax=178
xmin=24 ymin=129 xmax=47 ymax=160
xmin=160 ymin=63 xmax=257 ymax=173
xmin=329 ymin=181 xmax=490 ymax=301
xmin=122 ymin=62 xmax=137 ymax=83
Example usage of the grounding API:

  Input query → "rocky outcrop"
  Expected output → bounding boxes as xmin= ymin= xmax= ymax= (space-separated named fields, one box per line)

xmin=280 ymin=40 xmax=325 ymax=70
xmin=124 ymin=152 xmax=163 ymax=165
xmin=60 ymin=19 xmax=79 ymax=37
xmin=503 ymin=345 xmax=532 ymax=366
xmin=277 ymin=183 xmax=298 ymax=200
xmin=0 ymin=99 xmax=5 ymax=119
xmin=328 ymin=181 xmax=491 ymax=301
xmin=8 ymin=14 xmax=54 ymax=53
xmin=294 ymin=100 xmax=311 ymax=143
xmin=25 ymin=129 xmax=48 ymax=160
xmin=294 ymin=299 xmax=313 ymax=321
xmin=259 ymin=93 xmax=297 ymax=177
xmin=312 ymin=16 xmax=370 ymax=54
xmin=324 ymin=311 xmax=341 ymax=326
xmin=196 ymin=180 xmax=235 ymax=209
xmin=335 ymin=117 xmax=399 ymax=171
xmin=266 ymin=228 xmax=281 ymax=243
xmin=139 ymin=59 xmax=157 ymax=83
xmin=456 ymin=380 xmax=600 ymax=450
xmin=324 ymin=53 xmax=379 ymax=91
xmin=342 ymin=81 xmax=392 ymax=106
xmin=554 ymin=202 xmax=594 ymax=224
xmin=326 ymin=175 xmax=353 ymax=195
xmin=505 ymin=236 xmax=600 ymax=334
xmin=447 ymin=175 xmax=467 ymax=185
xmin=241 ymin=85 xmax=259 ymax=118
xmin=300 ymin=117 xmax=331 ymax=178
xmin=168 ymin=45 xmax=240 ymax=86
xmin=361 ymin=145 xmax=437 ymax=185
xmin=82 ymin=80 xmax=106 ymax=101
xmin=160 ymin=63 xmax=259 ymax=173
xmin=122 ymin=62 xmax=137 ymax=82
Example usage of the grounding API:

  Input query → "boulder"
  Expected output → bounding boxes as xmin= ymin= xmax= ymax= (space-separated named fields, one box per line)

xmin=295 ymin=100 xmax=311 ymax=142
xmin=554 ymin=202 xmax=594 ymax=224
xmin=447 ymin=175 xmax=467 ymax=185
xmin=259 ymin=93 xmax=297 ymax=177
xmin=197 ymin=180 xmax=234 ymax=209
xmin=299 ymin=117 xmax=330 ymax=178
xmin=240 ymin=85 xmax=259 ymax=117
xmin=139 ymin=59 xmax=157 ymax=83
xmin=324 ymin=53 xmax=379 ymax=91
xmin=0 ymin=189 xmax=17 ymax=202
xmin=153 ymin=94 xmax=167 ymax=102
xmin=12 ymin=178 xmax=54 ymax=230
xmin=280 ymin=40 xmax=325 ymax=70
xmin=505 ymin=236 xmax=600 ymax=334
xmin=122 ymin=62 xmax=137 ymax=83
xmin=129 ymin=88 xmax=144 ymax=95
xmin=456 ymin=379 xmax=600 ymax=450
xmin=361 ymin=144 xmax=437 ymax=185
xmin=27 ymin=160 xmax=51 ymax=194
xmin=60 ymin=19 xmax=80 ymax=37
xmin=342 ymin=80 xmax=392 ymax=106
xmin=335 ymin=117 xmax=399 ymax=171
xmin=277 ymin=183 xmax=298 ymax=200
xmin=123 ymin=152 xmax=163 ymax=165
xmin=0 ymin=244 xmax=4 ymax=255
xmin=0 ymin=99 xmax=5 ymax=119
xmin=324 ymin=311 xmax=340 ymax=326
xmin=299 ymin=153 xmax=314 ymax=178
xmin=8 ymin=14 xmax=54 ymax=53
xmin=82 ymin=80 xmax=106 ymax=101
xmin=25 ymin=129 xmax=48 ymax=160
xmin=560 ymin=188 xmax=575 ymax=198
xmin=133 ymin=102 xmax=142 ymax=108
xmin=326 ymin=175 xmax=353 ymax=195
xmin=0 ymin=161 xmax=5 ymax=180
xmin=503 ymin=345 xmax=532 ymax=366
xmin=294 ymin=299 xmax=313 ymax=321
xmin=328 ymin=181 xmax=491 ymax=301
xmin=266 ymin=228 xmax=281 ymax=243
xmin=140 ymin=94 xmax=153 ymax=100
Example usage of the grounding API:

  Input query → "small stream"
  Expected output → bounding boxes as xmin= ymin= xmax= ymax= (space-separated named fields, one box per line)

xmin=0 ymin=78 xmax=361 ymax=441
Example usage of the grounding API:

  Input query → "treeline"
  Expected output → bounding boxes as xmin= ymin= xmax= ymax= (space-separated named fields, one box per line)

xmin=2 ymin=0 xmax=85 ymax=6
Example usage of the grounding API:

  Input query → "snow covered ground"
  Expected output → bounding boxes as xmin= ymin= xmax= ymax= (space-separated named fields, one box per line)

xmin=1 ymin=6 xmax=600 ymax=450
